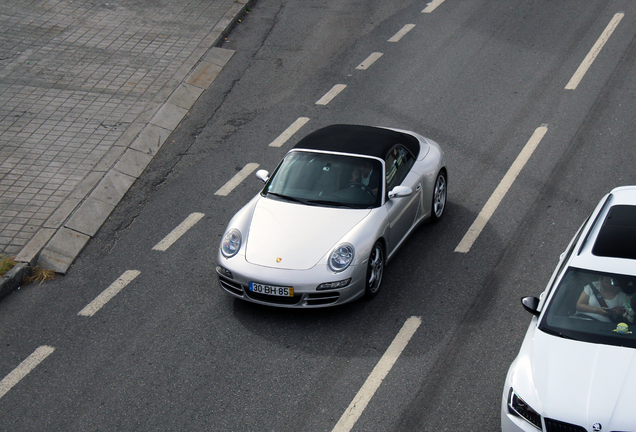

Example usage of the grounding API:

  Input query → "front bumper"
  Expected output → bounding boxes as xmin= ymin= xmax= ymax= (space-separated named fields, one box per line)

xmin=216 ymin=253 xmax=368 ymax=308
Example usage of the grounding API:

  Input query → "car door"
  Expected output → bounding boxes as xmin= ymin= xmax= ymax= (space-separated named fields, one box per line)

xmin=384 ymin=145 xmax=421 ymax=256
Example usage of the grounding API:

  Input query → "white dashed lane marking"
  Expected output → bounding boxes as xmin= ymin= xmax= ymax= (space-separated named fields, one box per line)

xmin=153 ymin=212 xmax=205 ymax=251
xmin=0 ymin=346 xmax=55 ymax=400
xmin=565 ymin=13 xmax=624 ymax=90
xmin=269 ymin=117 xmax=310 ymax=147
xmin=316 ymin=84 xmax=347 ymax=105
xmin=215 ymin=163 xmax=260 ymax=196
xmin=356 ymin=52 xmax=384 ymax=70
xmin=422 ymin=0 xmax=447 ymax=13
xmin=332 ymin=317 xmax=422 ymax=432
xmin=455 ymin=125 xmax=549 ymax=253
xmin=388 ymin=24 xmax=415 ymax=42
xmin=78 ymin=270 xmax=141 ymax=317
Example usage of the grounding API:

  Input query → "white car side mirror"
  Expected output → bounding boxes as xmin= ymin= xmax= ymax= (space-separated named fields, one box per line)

xmin=388 ymin=186 xmax=412 ymax=199
xmin=256 ymin=169 xmax=269 ymax=183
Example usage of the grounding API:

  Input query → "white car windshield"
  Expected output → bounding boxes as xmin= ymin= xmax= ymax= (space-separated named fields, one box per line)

xmin=540 ymin=267 xmax=636 ymax=348
xmin=262 ymin=151 xmax=383 ymax=209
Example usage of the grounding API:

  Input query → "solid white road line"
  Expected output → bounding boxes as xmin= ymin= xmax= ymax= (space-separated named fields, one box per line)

xmin=215 ymin=163 xmax=260 ymax=196
xmin=152 ymin=212 xmax=205 ymax=251
xmin=269 ymin=117 xmax=310 ymax=147
xmin=356 ymin=52 xmax=384 ymax=70
xmin=78 ymin=270 xmax=141 ymax=317
xmin=316 ymin=84 xmax=347 ymax=105
xmin=0 ymin=346 xmax=55 ymax=399
xmin=388 ymin=24 xmax=415 ymax=42
xmin=565 ymin=13 xmax=624 ymax=90
xmin=455 ymin=125 xmax=548 ymax=253
xmin=332 ymin=316 xmax=422 ymax=432
xmin=422 ymin=0 xmax=446 ymax=13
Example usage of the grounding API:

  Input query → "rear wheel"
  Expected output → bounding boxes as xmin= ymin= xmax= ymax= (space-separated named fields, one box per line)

xmin=365 ymin=241 xmax=384 ymax=299
xmin=431 ymin=170 xmax=447 ymax=223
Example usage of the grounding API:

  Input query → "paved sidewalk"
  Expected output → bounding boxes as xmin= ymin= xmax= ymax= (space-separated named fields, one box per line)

xmin=0 ymin=0 xmax=251 ymax=284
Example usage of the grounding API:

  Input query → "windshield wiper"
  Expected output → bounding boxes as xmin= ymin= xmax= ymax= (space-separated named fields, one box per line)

xmin=306 ymin=199 xmax=357 ymax=209
xmin=265 ymin=192 xmax=308 ymax=204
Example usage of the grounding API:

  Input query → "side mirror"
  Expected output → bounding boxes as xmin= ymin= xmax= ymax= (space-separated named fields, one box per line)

xmin=388 ymin=186 xmax=412 ymax=199
xmin=255 ymin=169 xmax=269 ymax=183
xmin=521 ymin=296 xmax=540 ymax=317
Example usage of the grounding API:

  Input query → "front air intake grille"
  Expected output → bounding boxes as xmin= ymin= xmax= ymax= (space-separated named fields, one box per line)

xmin=306 ymin=292 xmax=340 ymax=306
xmin=544 ymin=418 xmax=586 ymax=432
xmin=218 ymin=276 xmax=244 ymax=296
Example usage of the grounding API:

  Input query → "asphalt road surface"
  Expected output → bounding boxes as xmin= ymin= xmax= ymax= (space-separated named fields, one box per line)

xmin=2 ymin=0 xmax=636 ymax=431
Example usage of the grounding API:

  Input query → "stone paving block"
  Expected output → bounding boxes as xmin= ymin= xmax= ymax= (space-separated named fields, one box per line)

xmin=203 ymin=47 xmax=236 ymax=67
xmin=68 ymin=172 xmax=102 ymax=199
xmin=89 ymin=170 xmax=136 ymax=207
xmin=149 ymin=103 xmax=189 ymax=131
xmin=93 ymin=146 xmax=127 ymax=173
xmin=173 ymin=47 xmax=211 ymax=83
xmin=114 ymin=149 xmax=154 ymax=179
xmin=14 ymin=228 xmax=56 ymax=265
xmin=130 ymin=124 xmax=172 ymax=156
xmin=167 ymin=83 xmax=205 ymax=110
xmin=134 ymin=102 xmax=164 ymax=124
xmin=111 ymin=123 xmax=145 ymax=148
xmin=43 ymin=197 xmax=82 ymax=229
xmin=38 ymin=227 xmax=91 ymax=274
xmin=186 ymin=61 xmax=224 ymax=89
xmin=65 ymin=196 xmax=115 ymax=237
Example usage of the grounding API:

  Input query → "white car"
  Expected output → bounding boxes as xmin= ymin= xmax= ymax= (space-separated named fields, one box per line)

xmin=502 ymin=186 xmax=636 ymax=431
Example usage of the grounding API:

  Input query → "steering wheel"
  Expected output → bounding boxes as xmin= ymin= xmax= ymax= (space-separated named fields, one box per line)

xmin=348 ymin=182 xmax=374 ymax=196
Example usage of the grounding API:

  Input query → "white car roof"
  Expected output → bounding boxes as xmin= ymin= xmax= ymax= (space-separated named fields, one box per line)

xmin=568 ymin=185 xmax=636 ymax=277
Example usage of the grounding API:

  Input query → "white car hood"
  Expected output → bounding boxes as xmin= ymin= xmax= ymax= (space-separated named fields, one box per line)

xmin=245 ymin=197 xmax=370 ymax=270
xmin=532 ymin=329 xmax=636 ymax=429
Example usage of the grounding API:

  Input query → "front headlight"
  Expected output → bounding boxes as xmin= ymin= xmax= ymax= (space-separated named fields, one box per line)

xmin=507 ymin=388 xmax=542 ymax=430
xmin=328 ymin=243 xmax=355 ymax=272
xmin=221 ymin=229 xmax=242 ymax=258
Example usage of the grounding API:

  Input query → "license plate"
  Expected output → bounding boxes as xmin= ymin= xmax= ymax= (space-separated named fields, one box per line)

xmin=249 ymin=282 xmax=294 ymax=297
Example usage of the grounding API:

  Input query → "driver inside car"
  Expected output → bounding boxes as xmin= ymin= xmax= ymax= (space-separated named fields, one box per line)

xmin=349 ymin=160 xmax=379 ymax=197
xmin=575 ymin=276 xmax=630 ymax=322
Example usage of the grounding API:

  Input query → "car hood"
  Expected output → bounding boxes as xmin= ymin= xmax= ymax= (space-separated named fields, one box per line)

xmin=532 ymin=329 xmax=636 ymax=429
xmin=245 ymin=197 xmax=371 ymax=270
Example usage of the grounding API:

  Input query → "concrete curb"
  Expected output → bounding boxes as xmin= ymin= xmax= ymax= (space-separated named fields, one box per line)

xmin=3 ymin=0 xmax=255 ymax=298
xmin=0 ymin=263 xmax=31 ymax=301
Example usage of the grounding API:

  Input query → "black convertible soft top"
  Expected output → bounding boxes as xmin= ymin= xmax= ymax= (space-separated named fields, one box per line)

xmin=293 ymin=124 xmax=421 ymax=159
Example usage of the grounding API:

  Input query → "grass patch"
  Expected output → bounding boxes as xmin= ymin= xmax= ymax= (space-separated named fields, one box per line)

xmin=1 ymin=256 xmax=56 ymax=286
xmin=23 ymin=267 xmax=55 ymax=285
xmin=0 ymin=256 xmax=16 ymax=277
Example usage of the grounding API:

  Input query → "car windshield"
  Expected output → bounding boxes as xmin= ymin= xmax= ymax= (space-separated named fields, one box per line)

xmin=262 ymin=151 xmax=383 ymax=209
xmin=540 ymin=267 xmax=636 ymax=349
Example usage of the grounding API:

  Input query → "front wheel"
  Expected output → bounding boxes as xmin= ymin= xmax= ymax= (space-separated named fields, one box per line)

xmin=365 ymin=242 xmax=384 ymax=299
xmin=431 ymin=170 xmax=447 ymax=223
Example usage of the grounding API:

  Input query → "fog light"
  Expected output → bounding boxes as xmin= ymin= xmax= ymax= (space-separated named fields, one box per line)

xmin=317 ymin=279 xmax=351 ymax=290
xmin=216 ymin=265 xmax=233 ymax=279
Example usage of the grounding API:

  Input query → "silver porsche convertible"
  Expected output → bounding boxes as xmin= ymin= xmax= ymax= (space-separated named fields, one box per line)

xmin=216 ymin=124 xmax=447 ymax=307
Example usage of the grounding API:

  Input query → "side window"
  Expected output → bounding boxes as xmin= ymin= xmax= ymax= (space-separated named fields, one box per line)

xmin=542 ymin=217 xmax=590 ymax=303
xmin=385 ymin=145 xmax=414 ymax=191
